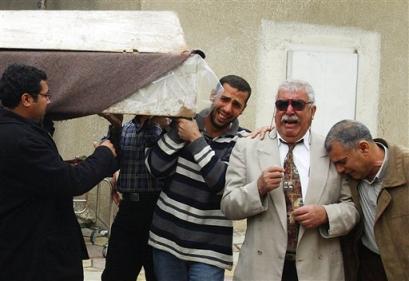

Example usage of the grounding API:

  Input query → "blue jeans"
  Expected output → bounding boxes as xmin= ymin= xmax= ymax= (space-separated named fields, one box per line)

xmin=152 ymin=248 xmax=225 ymax=281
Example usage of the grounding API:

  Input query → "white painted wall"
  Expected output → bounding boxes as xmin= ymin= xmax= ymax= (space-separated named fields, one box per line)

xmin=256 ymin=21 xmax=380 ymax=137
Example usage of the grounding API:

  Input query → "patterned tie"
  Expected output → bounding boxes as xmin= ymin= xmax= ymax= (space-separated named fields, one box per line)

xmin=282 ymin=142 xmax=303 ymax=255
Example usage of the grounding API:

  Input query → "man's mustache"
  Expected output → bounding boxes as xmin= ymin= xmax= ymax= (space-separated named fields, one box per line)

xmin=281 ymin=115 xmax=299 ymax=123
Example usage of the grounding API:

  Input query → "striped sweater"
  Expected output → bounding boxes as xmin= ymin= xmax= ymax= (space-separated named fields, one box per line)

xmin=146 ymin=110 xmax=248 ymax=269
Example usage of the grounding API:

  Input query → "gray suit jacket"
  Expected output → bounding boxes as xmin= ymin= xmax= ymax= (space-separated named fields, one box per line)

xmin=221 ymin=130 xmax=359 ymax=281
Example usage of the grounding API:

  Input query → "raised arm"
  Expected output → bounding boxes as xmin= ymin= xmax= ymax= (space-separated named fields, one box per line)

xmin=221 ymin=138 xmax=271 ymax=219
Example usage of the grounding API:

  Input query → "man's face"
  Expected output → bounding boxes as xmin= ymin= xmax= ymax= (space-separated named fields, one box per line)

xmin=209 ymin=83 xmax=248 ymax=129
xmin=328 ymin=141 xmax=370 ymax=180
xmin=274 ymin=89 xmax=316 ymax=143
xmin=30 ymin=80 xmax=50 ymax=121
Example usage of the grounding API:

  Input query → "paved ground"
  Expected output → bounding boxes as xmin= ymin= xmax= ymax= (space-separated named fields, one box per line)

xmin=83 ymin=221 xmax=246 ymax=281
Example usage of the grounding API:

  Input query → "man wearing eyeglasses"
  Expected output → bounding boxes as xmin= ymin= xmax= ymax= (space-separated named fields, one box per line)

xmin=221 ymin=79 xmax=359 ymax=281
xmin=0 ymin=64 xmax=118 ymax=281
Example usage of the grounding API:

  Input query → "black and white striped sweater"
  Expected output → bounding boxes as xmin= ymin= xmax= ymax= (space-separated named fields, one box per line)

xmin=146 ymin=109 xmax=249 ymax=270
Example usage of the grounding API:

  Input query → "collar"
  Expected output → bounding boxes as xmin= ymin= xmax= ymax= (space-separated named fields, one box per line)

xmin=0 ymin=107 xmax=51 ymax=138
xmin=277 ymin=130 xmax=311 ymax=151
xmin=0 ymin=107 xmax=41 ymax=127
xmin=362 ymin=142 xmax=389 ymax=185
xmin=378 ymin=139 xmax=408 ymax=188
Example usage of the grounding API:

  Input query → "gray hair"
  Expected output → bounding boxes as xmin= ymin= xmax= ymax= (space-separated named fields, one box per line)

xmin=324 ymin=119 xmax=373 ymax=152
xmin=276 ymin=79 xmax=315 ymax=104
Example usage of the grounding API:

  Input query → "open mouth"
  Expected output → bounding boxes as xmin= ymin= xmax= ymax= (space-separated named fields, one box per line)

xmin=217 ymin=111 xmax=230 ymax=123
xmin=283 ymin=119 xmax=298 ymax=124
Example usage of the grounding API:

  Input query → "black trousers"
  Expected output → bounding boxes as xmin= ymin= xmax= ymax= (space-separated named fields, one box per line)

xmin=282 ymin=259 xmax=298 ymax=281
xmin=101 ymin=192 xmax=160 ymax=281
xmin=358 ymin=243 xmax=387 ymax=281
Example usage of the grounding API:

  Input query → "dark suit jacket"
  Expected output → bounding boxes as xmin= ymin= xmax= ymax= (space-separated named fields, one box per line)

xmin=0 ymin=108 xmax=117 ymax=281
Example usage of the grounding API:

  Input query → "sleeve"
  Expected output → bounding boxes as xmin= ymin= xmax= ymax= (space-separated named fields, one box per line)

xmin=144 ymin=123 xmax=162 ymax=147
xmin=320 ymin=176 xmax=360 ymax=238
xmin=183 ymin=136 xmax=231 ymax=193
xmin=221 ymin=138 xmax=268 ymax=220
xmin=17 ymin=135 xmax=118 ymax=197
xmin=145 ymin=124 xmax=186 ymax=177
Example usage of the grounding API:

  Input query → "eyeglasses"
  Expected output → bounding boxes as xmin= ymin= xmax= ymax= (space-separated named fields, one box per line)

xmin=275 ymin=99 xmax=312 ymax=111
xmin=38 ymin=93 xmax=52 ymax=100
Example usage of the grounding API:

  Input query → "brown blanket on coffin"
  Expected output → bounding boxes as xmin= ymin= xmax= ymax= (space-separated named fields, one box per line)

xmin=0 ymin=51 xmax=189 ymax=120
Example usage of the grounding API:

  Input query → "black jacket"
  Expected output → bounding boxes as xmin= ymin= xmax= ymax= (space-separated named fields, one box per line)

xmin=0 ymin=108 xmax=118 ymax=281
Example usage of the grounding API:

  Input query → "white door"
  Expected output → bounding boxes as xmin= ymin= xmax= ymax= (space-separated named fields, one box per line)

xmin=286 ymin=48 xmax=358 ymax=137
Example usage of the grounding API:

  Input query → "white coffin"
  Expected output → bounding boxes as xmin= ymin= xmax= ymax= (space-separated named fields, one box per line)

xmin=0 ymin=10 xmax=186 ymax=53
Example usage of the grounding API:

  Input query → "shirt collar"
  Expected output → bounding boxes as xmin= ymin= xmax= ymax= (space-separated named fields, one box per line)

xmin=277 ymin=130 xmax=311 ymax=151
xmin=363 ymin=142 xmax=389 ymax=184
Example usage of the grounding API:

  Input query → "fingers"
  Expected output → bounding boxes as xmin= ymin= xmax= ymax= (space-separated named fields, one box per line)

xmin=99 ymin=139 xmax=117 ymax=157
xmin=257 ymin=166 xmax=285 ymax=195
xmin=293 ymin=205 xmax=328 ymax=229
xmin=247 ymin=126 xmax=272 ymax=140
xmin=176 ymin=118 xmax=201 ymax=142
xmin=112 ymin=191 xmax=121 ymax=205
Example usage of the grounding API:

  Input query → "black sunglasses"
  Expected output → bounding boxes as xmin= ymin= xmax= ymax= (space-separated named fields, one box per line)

xmin=275 ymin=99 xmax=312 ymax=111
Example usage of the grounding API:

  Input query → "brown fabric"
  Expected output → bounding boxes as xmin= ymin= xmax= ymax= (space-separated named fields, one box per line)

xmin=342 ymin=140 xmax=409 ymax=281
xmin=283 ymin=143 xmax=303 ymax=253
xmin=0 ymin=51 xmax=189 ymax=120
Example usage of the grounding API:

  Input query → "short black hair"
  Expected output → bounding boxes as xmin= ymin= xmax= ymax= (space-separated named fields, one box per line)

xmin=0 ymin=63 xmax=47 ymax=108
xmin=219 ymin=75 xmax=252 ymax=103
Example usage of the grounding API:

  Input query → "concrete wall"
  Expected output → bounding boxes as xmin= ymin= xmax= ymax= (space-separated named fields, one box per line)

xmin=1 ymin=0 xmax=408 ymax=157
xmin=140 ymin=0 xmax=408 ymax=146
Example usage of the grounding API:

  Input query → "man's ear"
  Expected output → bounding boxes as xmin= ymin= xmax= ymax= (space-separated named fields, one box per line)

xmin=310 ymin=105 xmax=317 ymax=119
xmin=21 ymin=93 xmax=33 ymax=107
xmin=209 ymin=89 xmax=217 ymax=102
xmin=358 ymin=140 xmax=370 ymax=154
xmin=240 ymin=103 xmax=247 ymax=115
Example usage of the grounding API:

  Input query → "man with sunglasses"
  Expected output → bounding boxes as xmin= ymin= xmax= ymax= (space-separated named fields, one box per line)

xmin=221 ymin=79 xmax=359 ymax=281
xmin=0 ymin=64 xmax=118 ymax=281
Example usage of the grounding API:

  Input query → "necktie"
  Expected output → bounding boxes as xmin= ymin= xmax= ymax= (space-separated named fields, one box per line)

xmin=283 ymin=143 xmax=303 ymax=254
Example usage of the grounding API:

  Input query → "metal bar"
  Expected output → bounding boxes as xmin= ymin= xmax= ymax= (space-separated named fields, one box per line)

xmin=37 ymin=0 xmax=47 ymax=9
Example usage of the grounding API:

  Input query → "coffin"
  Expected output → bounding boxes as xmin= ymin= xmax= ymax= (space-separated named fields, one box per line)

xmin=0 ymin=11 xmax=218 ymax=119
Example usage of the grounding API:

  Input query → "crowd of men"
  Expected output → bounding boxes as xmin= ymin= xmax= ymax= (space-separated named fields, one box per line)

xmin=0 ymin=60 xmax=407 ymax=281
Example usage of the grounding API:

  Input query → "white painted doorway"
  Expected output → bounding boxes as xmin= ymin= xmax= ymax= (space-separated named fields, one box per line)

xmin=256 ymin=21 xmax=380 ymax=136
xmin=286 ymin=47 xmax=358 ymax=136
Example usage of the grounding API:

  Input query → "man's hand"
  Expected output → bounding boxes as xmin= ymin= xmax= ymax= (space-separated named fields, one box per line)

xmin=151 ymin=116 xmax=170 ymax=128
xmin=98 ymin=139 xmax=117 ymax=157
xmin=293 ymin=205 xmax=328 ymax=229
xmin=257 ymin=166 xmax=284 ymax=196
xmin=110 ymin=171 xmax=121 ymax=206
xmin=176 ymin=118 xmax=201 ymax=142
xmin=98 ymin=113 xmax=123 ymax=128
xmin=247 ymin=126 xmax=273 ymax=140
